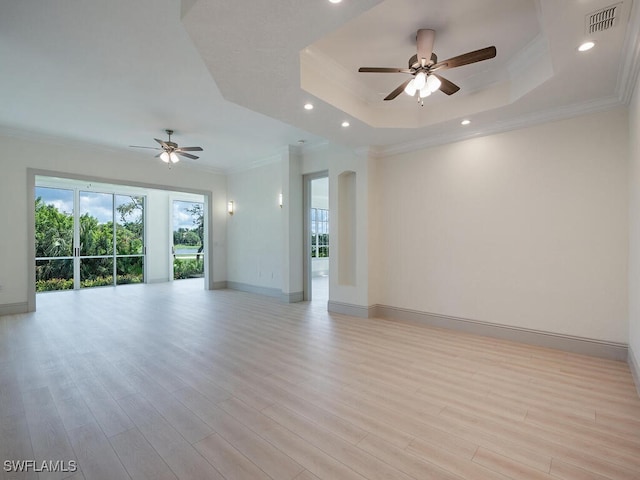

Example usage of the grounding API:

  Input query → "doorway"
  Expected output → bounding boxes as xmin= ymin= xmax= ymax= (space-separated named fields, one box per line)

xmin=303 ymin=172 xmax=329 ymax=302
xmin=171 ymin=199 xmax=205 ymax=281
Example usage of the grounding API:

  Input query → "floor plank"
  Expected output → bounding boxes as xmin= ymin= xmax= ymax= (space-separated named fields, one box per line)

xmin=0 ymin=281 xmax=635 ymax=480
xmin=109 ymin=427 xmax=177 ymax=480
xmin=66 ymin=421 xmax=130 ymax=480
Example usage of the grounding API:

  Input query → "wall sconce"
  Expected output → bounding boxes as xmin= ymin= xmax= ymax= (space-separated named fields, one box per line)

xmin=227 ymin=200 xmax=234 ymax=215
xmin=279 ymin=193 xmax=283 ymax=208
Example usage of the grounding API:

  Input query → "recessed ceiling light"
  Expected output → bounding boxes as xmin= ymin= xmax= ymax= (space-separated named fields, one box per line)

xmin=329 ymin=0 xmax=342 ymax=3
xmin=304 ymin=103 xmax=314 ymax=110
xmin=461 ymin=119 xmax=471 ymax=126
xmin=341 ymin=121 xmax=350 ymax=127
xmin=578 ymin=41 xmax=595 ymax=52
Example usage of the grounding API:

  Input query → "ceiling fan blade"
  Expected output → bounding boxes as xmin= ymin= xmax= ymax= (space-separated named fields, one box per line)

xmin=433 ymin=74 xmax=460 ymax=95
xmin=176 ymin=146 xmax=203 ymax=152
xmin=154 ymin=153 xmax=162 ymax=158
xmin=416 ymin=29 xmax=435 ymax=66
xmin=359 ymin=67 xmax=412 ymax=73
xmin=384 ymin=78 xmax=412 ymax=101
xmin=129 ymin=145 xmax=161 ymax=150
xmin=154 ymin=138 xmax=169 ymax=148
xmin=176 ymin=151 xmax=199 ymax=160
xmin=432 ymin=46 xmax=496 ymax=71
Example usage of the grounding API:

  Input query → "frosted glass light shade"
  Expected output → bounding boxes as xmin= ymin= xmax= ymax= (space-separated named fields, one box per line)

xmin=160 ymin=151 xmax=170 ymax=163
xmin=413 ymin=72 xmax=427 ymax=90
xmin=427 ymin=74 xmax=441 ymax=92
xmin=404 ymin=79 xmax=417 ymax=96
xmin=169 ymin=152 xmax=180 ymax=163
xmin=419 ymin=86 xmax=432 ymax=98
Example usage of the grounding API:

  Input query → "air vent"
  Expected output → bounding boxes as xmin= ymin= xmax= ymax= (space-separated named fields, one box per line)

xmin=586 ymin=3 xmax=621 ymax=34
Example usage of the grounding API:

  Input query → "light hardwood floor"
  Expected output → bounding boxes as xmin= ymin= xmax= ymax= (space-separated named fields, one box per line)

xmin=1 ymin=280 xmax=639 ymax=480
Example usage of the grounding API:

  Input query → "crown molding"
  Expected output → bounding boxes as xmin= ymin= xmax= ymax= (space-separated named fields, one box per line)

xmin=301 ymin=47 xmax=376 ymax=105
xmin=374 ymin=95 xmax=623 ymax=158
xmin=617 ymin=0 xmax=640 ymax=104
xmin=0 ymin=124 xmax=225 ymax=176
xmin=0 ymin=125 xmax=125 ymax=155
xmin=225 ymin=150 xmax=284 ymax=175
xmin=226 ymin=139 xmax=334 ymax=174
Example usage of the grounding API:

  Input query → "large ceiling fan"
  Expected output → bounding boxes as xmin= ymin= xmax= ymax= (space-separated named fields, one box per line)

xmin=130 ymin=129 xmax=203 ymax=164
xmin=359 ymin=29 xmax=496 ymax=105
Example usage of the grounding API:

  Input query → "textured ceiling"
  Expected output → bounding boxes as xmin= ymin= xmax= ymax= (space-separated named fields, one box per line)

xmin=0 ymin=0 xmax=638 ymax=172
xmin=185 ymin=0 xmax=637 ymax=155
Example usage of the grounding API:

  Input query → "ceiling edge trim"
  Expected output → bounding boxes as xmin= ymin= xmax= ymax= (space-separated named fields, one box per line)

xmin=617 ymin=0 xmax=640 ymax=104
xmin=225 ymin=140 xmax=331 ymax=175
xmin=0 ymin=124 xmax=227 ymax=176
xmin=373 ymin=96 xmax=622 ymax=158
xmin=225 ymin=150 xmax=285 ymax=175
xmin=302 ymin=48 xmax=374 ymax=104
xmin=180 ymin=0 xmax=198 ymax=19
xmin=0 ymin=125 xmax=125 ymax=154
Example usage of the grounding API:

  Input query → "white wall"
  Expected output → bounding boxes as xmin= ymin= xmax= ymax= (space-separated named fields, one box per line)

xmin=146 ymin=189 xmax=172 ymax=283
xmin=629 ymin=75 xmax=640 ymax=368
xmin=311 ymin=176 xmax=328 ymax=210
xmin=376 ymin=108 xmax=629 ymax=343
xmin=282 ymin=147 xmax=304 ymax=299
xmin=226 ymin=160 xmax=283 ymax=290
xmin=0 ymin=132 xmax=227 ymax=311
xmin=330 ymin=149 xmax=374 ymax=308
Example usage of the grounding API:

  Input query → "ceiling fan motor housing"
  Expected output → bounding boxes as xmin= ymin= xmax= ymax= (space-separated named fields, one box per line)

xmin=409 ymin=53 xmax=437 ymax=69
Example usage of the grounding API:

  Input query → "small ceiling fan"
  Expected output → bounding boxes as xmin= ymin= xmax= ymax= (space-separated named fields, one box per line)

xmin=130 ymin=129 xmax=203 ymax=163
xmin=358 ymin=29 xmax=496 ymax=105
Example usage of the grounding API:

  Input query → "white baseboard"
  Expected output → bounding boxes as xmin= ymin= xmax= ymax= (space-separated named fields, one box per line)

xmin=629 ymin=346 xmax=640 ymax=397
xmin=226 ymin=281 xmax=282 ymax=299
xmin=373 ymin=304 xmax=628 ymax=361
xmin=281 ymin=291 xmax=303 ymax=303
xmin=328 ymin=301 xmax=376 ymax=318
xmin=212 ymin=281 xmax=227 ymax=290
xmin=0 ymin=302 xmax=29 ymax=316
xmin=226 ymin=281 xmax=303 ymax=303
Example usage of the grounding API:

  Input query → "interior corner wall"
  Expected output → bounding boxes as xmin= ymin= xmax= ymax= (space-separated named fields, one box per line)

xmin=377 ymin=108 xmax=629 ymax=343
xmin=629 ymin=74 xmax=640 ymax=376
xmin=226 ymin=161 xmax=283 ymax=295
xmin=0 ymin=133 xmax=227 ymax=313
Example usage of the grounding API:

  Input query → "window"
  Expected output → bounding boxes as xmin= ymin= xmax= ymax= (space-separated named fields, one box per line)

xmin=35 ymin=185 xmax=145 ymax=291
xmin=311 ymin=208 xmax=329 ymax=258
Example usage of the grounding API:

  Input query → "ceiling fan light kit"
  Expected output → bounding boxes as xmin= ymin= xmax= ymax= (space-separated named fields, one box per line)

xmin=358 ymin=28 xmax=496 ymax=106
xmin=405 ymin=73 xmax=442 ymax=98
xmin=129 ymin=129 xmax=203 ymax=166
xmin=160 ymin=151 xmax=180 ymax=164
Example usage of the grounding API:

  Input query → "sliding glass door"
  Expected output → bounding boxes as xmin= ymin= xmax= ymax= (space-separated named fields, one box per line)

xmin=79 ymin=191 xmax=114 ymax=288
xmin=35 ymin=187 xmax=145 ymax=291
xmin=115 ymin=195 xmax=145 ymax=285
xmin=35 ymin=187 xmax=75 ymax=291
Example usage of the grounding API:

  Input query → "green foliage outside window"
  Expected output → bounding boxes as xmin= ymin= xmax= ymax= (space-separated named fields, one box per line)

xmin=35 ymin=195 xmax=145 ymax=291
